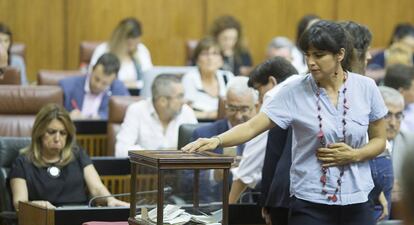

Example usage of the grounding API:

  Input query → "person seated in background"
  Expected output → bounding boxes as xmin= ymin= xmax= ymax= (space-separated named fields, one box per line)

xmin=59 ymin=53 xmax=129 ymax=120
xmin=368 ymin=23 xmax=414 ymax=69
xmin=191 ymin=76 xmax=264 ymax=203
xmin=383 ymin=64 xmax=414 ymax=132
xmin=9 ymin=104 xmax=129 ymax=210
xmin=266 ymin=37 xmax=294 ymax=63
xmin=368 ymin=86 xmax=402 ymax=221
xmin=209 ymin=15 xmax=252 ymax=76
xmin=229 ymin=57 xmax=299 ymax=206
xmin=89 ymin=17 xmax=153 ymax=88
xmin=376 ymin=87 xmax=414 ymax=205
xmin=115 ymin=74 xmax=197 ymax=157
xmin=183 ymin=37 xmax=234 ymax=120
xmin=0 ymin=23 xmax=28 ymax=84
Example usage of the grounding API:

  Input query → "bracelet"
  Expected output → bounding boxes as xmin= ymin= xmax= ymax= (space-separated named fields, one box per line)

xmin=212 ymin=135 xmax=223 ymax=147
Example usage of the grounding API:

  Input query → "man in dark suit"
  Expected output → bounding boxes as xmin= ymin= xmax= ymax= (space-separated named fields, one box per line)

xmin=247 ymin=57 xmax=298 ymax=225
xmin=59 ymin=53 xmax=129 ymax=119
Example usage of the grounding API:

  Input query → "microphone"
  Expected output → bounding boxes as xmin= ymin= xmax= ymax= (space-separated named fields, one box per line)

xmin=88 ymin=186 xmax=173 ymax=207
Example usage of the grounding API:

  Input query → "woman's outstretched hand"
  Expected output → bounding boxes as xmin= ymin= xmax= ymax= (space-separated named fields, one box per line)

xmin=181 ymin=137 xmax=220 ymax=153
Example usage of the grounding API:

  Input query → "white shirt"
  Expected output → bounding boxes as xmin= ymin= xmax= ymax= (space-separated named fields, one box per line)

xmin=291 ymin=46 xmax=308 ymax=74
xmin=231 ymin=131 xmax=268 ymax=188
xmin=89 ymin=42 xmax=153 ymax=82
xmin=81 ymin=75 xmax=105 ymax=118
xmin=115 ymin=99 xmax=198 ymax=157
xmin=263 ymin=75 xmax=302 ymax=105
xmin=182 ymin=69 xmax=234 ymax=112
xmin=230 ymin=75 xmax=301 ymax=188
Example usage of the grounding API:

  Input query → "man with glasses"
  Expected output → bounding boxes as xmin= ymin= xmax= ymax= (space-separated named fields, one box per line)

xmin=190 ymin=76 xmax=266 ymax=202
xmin=383 ymin=64 xmax=414 ymax=132
xmin=115 ymin=74 xmax=197 ymax=157
xmin=369 ymin=86 xmax=414 ymax=221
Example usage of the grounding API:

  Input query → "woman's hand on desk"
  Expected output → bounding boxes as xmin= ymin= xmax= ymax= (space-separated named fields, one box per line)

xmin=31 ymin=200 xmax=56 ymax=209
xmin=107 ymin=197 xmax=130 ymax=207
xmin=181 ymin=137 xmax=220 ymax=153
xmin=316 ymin=142 xmax=357 ymax=167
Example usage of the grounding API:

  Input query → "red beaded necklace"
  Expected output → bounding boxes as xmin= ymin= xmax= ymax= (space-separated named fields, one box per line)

xmin=316 ymin=73 xmax=348 ymax=202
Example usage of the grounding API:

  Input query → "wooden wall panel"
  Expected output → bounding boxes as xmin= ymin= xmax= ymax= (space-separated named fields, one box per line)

xmin=0 ymin=0 xmax=65 ymax=83
xmin=205 ymin=0 xmax=336 ymax=66
xmin=66 ymin=0 xmax=206 ymax=69
xmin=0 ymin=0 xmax=413 ymax=79
xmin=337 ymin=0 xmax=414 ymax=48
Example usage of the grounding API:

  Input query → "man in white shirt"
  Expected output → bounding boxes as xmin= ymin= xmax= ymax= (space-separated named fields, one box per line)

xmin=229 ymin=57 xmax=299 ymax=203
xmin=115 ymin=74 xmax=197 ymax=157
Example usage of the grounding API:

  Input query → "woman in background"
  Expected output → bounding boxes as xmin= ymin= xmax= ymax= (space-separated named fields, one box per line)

xmin=89 ymin=17 xmax=153 ymax=88
xmin=209 ymin=15 xmax=252 ymax=76
xmin=182 ymin=37 xmax=234 ymax=120
xmin=0 ymin=23 xmax=28 ymax=85
xmin=10 ymin=104 xmax=128 ymax=210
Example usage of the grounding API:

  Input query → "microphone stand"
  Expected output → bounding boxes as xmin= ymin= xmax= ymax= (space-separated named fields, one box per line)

xmin=88 ymin=186 xmax=172 ymax=207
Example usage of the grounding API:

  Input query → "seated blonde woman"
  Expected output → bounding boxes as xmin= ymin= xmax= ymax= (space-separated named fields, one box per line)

xmin=9 ymin=104 xmax=129 ymax=210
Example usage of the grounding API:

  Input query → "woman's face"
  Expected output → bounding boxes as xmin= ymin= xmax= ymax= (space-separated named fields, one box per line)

xmin=197 ymin=46 xmax=223 ymax=73
xmin=305 ymin=46 xmax=344 ymax=80
xmin=217 ymin=28 xmax=238 ymax=52
xmin=127 ymin=37 xmax=140 ymax=53
xmin=0 ymin=33 xmax=11 ymax=50
xmin=41 ymin=119 xmax=67 ymax=155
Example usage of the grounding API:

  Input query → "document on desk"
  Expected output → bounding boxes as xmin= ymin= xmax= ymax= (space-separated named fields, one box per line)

xmin=136 ymin=204 xmax=222 ymax=225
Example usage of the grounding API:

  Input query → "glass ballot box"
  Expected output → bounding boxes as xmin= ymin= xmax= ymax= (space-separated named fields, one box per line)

xmin=128 ymin=150 xmax=233 ymax=225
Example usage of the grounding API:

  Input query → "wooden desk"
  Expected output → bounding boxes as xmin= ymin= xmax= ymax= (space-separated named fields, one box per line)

xmin=128 ymin=150 xmax=233 ymax=225
xmin=73 ymin=120 xmax=107 ymax=156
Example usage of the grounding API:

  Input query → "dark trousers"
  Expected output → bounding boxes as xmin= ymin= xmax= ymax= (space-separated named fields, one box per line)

xmin=269 ymin=207 xmax=289 ymax=225
xmin=288 ymin=197 xmax=375 ymax=225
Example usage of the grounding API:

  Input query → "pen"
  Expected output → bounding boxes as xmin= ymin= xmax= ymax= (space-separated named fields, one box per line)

xmin=71 ymin=99 xmax=80 ymax=110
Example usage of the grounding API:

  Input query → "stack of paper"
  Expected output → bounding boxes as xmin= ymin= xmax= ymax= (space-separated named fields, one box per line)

xmin=135 ymin=204 xmax=222 ymax=225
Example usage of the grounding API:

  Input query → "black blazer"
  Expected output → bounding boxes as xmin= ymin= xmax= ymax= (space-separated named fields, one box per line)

xmin=260 ymin=125 xmax=292 ymax=208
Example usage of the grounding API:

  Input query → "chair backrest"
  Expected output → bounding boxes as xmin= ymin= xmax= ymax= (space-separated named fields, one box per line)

xmin=0 ymin=137 xmax=31 ymax=213
xmin=79 ymin=41 xmax=102 ymax=68
xmin=107 ymin=96 xmax=141 ymax=156
xmin=140 ymin=66 xmax=196 ymax=98
xmin=37 ymin=70 xmax=84 ymax=85
xmin=177 ymin=123 xmax=209 ymax=149
xmin=0 ymin=85 xmax=63 ymax=137
xmin=10 ymin=43 xmax=26 ymax=62
xmin=0 ymin=67 xmax=21 ymax=85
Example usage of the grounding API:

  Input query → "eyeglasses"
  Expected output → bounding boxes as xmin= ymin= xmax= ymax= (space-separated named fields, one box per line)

xmin=165 ymin=93 xmax=184 ymax=101
xmin=226 ymin=105 xmax=252 ymax=114
xmin=199 ymin=50 xmax=221 ymax=57
xmin=384 ymin=111 xmax=404 ymax=121
xmin=45 ymin=129 xmax=68 ymax=136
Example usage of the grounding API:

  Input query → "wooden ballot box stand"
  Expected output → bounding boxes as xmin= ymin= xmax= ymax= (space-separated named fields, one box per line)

xmin=128 ymin=150 xmax=233 ymax=225
xmin=18 ymin=202 xmax=129 ymax=225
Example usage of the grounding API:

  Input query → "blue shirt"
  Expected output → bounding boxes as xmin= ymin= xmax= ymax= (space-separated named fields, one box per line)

xmin=262 ymin=72 xmax=387 ymax=205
